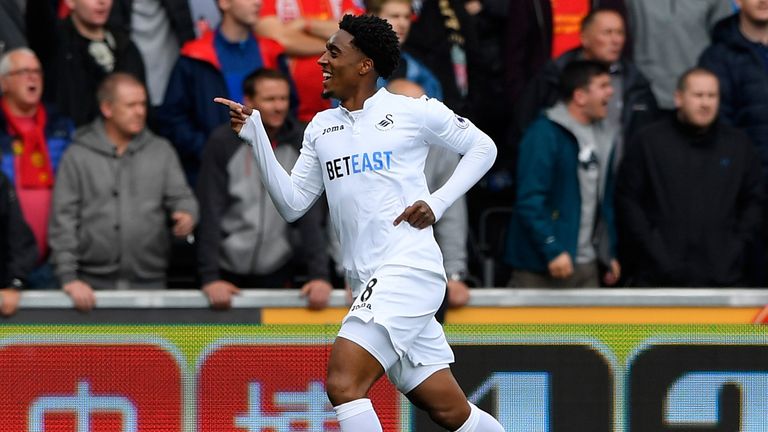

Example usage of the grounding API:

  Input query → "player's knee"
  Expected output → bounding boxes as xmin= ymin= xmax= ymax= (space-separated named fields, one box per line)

xmin=326 ymin=372 xmax=367 ymax=406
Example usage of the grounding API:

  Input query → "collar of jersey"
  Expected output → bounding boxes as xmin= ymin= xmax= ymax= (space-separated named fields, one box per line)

xmin=338 ymin=87 xmax=389 ymax=116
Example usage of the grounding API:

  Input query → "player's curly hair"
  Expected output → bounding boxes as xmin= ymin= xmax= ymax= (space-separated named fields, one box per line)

xmin=338 ymin=14 xmax=400 ymax=79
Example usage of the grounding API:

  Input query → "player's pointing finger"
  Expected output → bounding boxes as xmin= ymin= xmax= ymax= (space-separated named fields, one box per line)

xmin=393 ymin=205 xmax=415 ymax=226
xmin=213 ymin=97 xmax=236 ymax=107
xmin=213 ymin=97 xmax=254 ymax=115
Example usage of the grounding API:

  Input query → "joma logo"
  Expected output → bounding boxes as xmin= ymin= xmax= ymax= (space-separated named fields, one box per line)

xmin=322 ymin=125 xmax=345 ymax=135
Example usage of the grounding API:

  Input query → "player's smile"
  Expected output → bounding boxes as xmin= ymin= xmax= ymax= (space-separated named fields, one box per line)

xmin=318 ymin=50 xmax=336 ymax=97
xmin=320 ymin=66 xmax=334 ymax=98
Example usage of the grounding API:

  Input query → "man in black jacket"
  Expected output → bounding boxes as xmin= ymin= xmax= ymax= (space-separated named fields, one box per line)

xmin=616 ymin=68 xmax=763 ymax=287
xmin=196 ymin=68 xmax=333 ymax=310
xmin=699 ymin=1 xmax=768 ymax=285
xmin=700 ymin=2 xmax=768 ymax=186
xmin=0 ymin=172 xmax=37 ymax=316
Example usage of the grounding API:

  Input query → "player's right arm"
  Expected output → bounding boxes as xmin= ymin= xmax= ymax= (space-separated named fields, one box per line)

xmin=214 ymin=98 xmax=324 ymax=222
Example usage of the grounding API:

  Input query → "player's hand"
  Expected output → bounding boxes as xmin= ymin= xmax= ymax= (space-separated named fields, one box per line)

xmin=0 ymin=288 xmax=21 ymax=317
xmin=172 ymin=211 xmax=195 ymax=237
xmin=447 ymin=279 xmax=470 ymax=308
xmin=300 ymin=279 xmax=333 ymax=310
xmin=203 ymin=280 xmax=241 ymax=310
xmin=213 ymin=97 xmax=254 ymax=134
xmin=603 ymin=259 xmax=621 ymax=286
xmin=393 ymin=200 xmax=436 ymax=229
xmin=548 ymin=252 xmax=573 ymax=279
xmin=63 ymin=280 xmax=95 ymax=312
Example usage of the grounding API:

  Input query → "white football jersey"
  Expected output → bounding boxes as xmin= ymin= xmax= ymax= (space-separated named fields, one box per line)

xmin=239 ymin=88 xmax=496 ymax=285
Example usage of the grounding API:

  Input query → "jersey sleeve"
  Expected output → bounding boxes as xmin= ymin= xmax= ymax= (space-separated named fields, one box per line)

xmin=420 ymin=97 xmax=497 ymax=220
xmin=238 ymin=112 xmax=325 ymax=222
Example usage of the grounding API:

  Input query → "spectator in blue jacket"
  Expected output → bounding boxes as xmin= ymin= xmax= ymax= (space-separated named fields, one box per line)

xmin=157 ymin=0 xmax=293 ymax=185
xmin=505 ymin=60 xmax=620 ymax=288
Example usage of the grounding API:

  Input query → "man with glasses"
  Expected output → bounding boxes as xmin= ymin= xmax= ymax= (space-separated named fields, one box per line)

xmin=0 ymin=48 xmax=74 ymax=289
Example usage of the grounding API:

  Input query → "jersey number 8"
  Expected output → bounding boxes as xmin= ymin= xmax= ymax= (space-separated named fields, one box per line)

xmin=360 ymin=278 xmax=377 ymax=302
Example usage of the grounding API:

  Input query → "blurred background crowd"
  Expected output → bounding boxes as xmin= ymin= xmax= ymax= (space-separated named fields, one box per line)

xmin=1 ymin=0 xmax=766 ymax=316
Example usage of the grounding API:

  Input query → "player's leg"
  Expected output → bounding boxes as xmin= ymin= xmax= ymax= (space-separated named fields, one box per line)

xmin=326 ymin=336 xmax=385 ymax=405
xmin=393 ymin=316 xmax=504 ymax=431
xmin=406 ymin=369 xmax=505 ymax=431
xmin=327 ymin=319 xmax=399 ymax=431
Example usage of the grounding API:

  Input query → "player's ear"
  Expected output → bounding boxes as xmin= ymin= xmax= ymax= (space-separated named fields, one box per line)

xmin=359 ymin=58 xmax=374 ymax=76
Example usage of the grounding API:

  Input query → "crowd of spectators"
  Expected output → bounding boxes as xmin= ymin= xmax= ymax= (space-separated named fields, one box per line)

xmin=1 ymin=0 xmax=764 ymax=315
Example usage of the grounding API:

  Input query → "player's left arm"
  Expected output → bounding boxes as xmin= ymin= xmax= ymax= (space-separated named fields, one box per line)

xmin=420 ymin=99 xmax=497 ymax=221
xmin=214 ymin=98 xmax=324 ymax=222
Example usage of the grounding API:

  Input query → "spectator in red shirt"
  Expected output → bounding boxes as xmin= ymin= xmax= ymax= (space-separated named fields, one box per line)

xmin=0 ymin=48 xmax=74 ymax=289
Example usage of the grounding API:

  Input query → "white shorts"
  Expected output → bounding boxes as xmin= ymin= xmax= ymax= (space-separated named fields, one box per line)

xmin=338 ymin=265 xmax=454 ymax=393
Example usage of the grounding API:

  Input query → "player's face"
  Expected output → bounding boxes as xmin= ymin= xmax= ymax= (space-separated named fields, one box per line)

xmin=67 ymin=0 xmax=112 ymax=28
xmin=581 ymin=11 xmax=625 ymax=64
xmin=675 ymin=73 xmax=719 ymax=129
xmin=317 ymin=30 xmax=367 ymax=101
xmin=245 ymin=78 xmax=290 ymax=131
xmin=579 ymin=73 xmax=614 ymax=121
xmin=102 ymin=82 xmax=147 ymax=137
xmin=0 ymin=52 xmax=44 ymax=110
xmin=377 ymin=1 xmax=412 ymax=46
xmin=738 ymin=0 xmax=768 ymax=24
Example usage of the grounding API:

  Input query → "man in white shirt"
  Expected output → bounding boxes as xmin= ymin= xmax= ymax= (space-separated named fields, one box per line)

xmin=215 ymin=14 xmax=503 ymax=432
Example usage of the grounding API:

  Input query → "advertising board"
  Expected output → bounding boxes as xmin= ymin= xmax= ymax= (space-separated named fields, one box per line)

xmin=0 ymin=320 xmax=766 ymax=431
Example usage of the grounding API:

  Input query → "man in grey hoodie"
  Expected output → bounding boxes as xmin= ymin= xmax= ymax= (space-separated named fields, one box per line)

xmin=49 ymin=73 xmax=198 ymax=311
xmin=505 ymin=60 xmax=620 ymax=288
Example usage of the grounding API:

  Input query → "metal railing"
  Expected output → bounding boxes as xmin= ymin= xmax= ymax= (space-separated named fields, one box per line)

xmin=16 ymin=288 xmax=768 ymax=308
